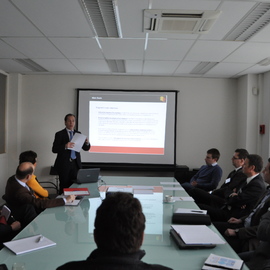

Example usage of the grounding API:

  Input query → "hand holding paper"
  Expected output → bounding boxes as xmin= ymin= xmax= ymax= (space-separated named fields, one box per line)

xmin=67 ymin=133 xmax=87 ymax=152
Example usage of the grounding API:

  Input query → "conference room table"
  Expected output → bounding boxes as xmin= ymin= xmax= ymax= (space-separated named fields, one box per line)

xmin=0 ymin=176 xmax=249 ymax=270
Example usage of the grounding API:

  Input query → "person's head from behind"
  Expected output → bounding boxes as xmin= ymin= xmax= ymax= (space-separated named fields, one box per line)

xmin=232 ymin=148 xmax=249 ymax=168
xmin=205 ymin=148 xmax=220 ymax=165
xmin=16 ymin=162 xmax=34 ymax=182
xmin=94 ymin=192 xmax=145 ymax=254
xmin=243 ymin=154 xmax=263 ymax=176
xmin=19 ymin=151 xmax=37 ymax=168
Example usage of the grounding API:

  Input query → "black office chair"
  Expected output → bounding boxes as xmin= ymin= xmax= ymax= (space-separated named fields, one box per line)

xmin=38 ymin=166 xmax=60 ymax=197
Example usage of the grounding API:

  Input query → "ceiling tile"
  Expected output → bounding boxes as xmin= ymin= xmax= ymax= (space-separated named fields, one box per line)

xmin=3 ymin=38 xmax=65 ymax=58
xmin=0 ymin=0 xmax=43 ymax=37
xmin=34 ymin=59 xmax=80 ymax=73
xmin=143 ymin=60 xmax=180 ymax=75
xmin=206 ymin=62 xmax=255 ymax=77
xmin=100 ymin=39 xmax=145 ymax=59
xmin=50 ymin=38 xmax=104 ymax=59
xmin=70 ymin=59 xmax=110 ymax=74
xmin=12 ymin=0 xmax=94 ymax=37
xmin=125 ymin=60 xmax=143 ymax=74
xmin=224 ymin=42 xmax=270 ymax=63
xmin=186 ymin=40 xmax=243 ymax=62
xmin=145 ymin=39 xmax=195 ymax=60
xmin=0 ymin=40 xmax=26 ymax=58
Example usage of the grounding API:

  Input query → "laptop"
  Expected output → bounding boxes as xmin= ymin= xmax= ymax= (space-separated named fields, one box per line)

xmin=75 ymin=168 xmax=100 ymax=184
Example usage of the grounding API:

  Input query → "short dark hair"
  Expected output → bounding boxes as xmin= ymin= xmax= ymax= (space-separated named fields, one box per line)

xmin=19 ymin=150 xmax=37 ymax=165
xmin=235 ymin=149 xmax=249 ymax=160
xmin=246 ymin=154 xmax=263 ymax=173
xmin=16 ymin=163 xmax=33 ymax=180
xmin=64 ymin=114 xmax=75 ymax=122
xmin=94 ymin=192 xmax=145 ymax=254
xmin=207 ymin=148 xmax=220 ymax=161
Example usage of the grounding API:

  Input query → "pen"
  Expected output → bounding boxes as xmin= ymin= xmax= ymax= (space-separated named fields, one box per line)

xmin=10 ymin=215 xmax=16 ymax=222
xmin=191 ymin=210 xmax=203 ymax=213
xmin=37 ymin=235 xmax=44 ymax=243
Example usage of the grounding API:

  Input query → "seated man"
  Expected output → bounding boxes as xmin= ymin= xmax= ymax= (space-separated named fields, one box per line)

xmin=57 ymin=192 xmax=172 ymax=270
xmin=199 ymin=154 xmax=266 ymax=222
xmin=3 ymin=162 xmax=76 ymax=218
xmin=240 ymin=210 xmax=270 ymax=270
xmin=182 ymin=148 xmax=222 ymax=192
xmin=214 ymin=157 xmax=270 ymax=253
xmin=19 ymin=150 xmax=49 ymax=198
xmin=188 ymin=149 xmax=248 ymax=208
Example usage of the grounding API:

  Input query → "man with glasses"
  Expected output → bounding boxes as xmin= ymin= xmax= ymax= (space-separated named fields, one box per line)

xmin=188 ymin=149 xmax=248 ymax=208
xmin=181 ymin=148 xmax=222 ymax=192
xmin=214 ymin=158 xmax=270 ymax=253
xmin=198 ymin=154 xmax=266 ymax=222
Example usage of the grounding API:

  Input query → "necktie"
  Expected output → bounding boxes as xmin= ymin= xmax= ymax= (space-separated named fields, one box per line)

xmin=69 ymin=131 xmax=76 ymax=159
xmin=244 ymin=190 xmax=270 ymax=227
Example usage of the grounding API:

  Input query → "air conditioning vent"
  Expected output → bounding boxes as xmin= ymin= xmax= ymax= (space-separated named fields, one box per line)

xmin=144 ymin=9 xmax=221 ymax=34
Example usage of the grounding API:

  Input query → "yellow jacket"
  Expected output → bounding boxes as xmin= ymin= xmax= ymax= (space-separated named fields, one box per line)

xmin=27 ymin=174 xmax=49 ymax=198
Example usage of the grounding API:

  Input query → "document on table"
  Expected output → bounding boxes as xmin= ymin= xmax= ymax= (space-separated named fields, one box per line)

xmin=171 ymin=225 xmax=226 ymax=245
xmin=63 ymin=188 xmax=90 ymax=196
xmin=3 ymin=234 xmax=56 ymax=255
xmin=202 ymin=253 xmax=243 ymax=270
xmin=175 ymin=208 xmax=207 ymax=215
xmin=68 ymin=133 xmax=87 ymax=152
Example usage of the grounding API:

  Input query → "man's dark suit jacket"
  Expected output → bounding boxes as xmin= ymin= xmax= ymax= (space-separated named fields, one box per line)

xmin=213 ymin=168 xmax=247 ymax=198
xmin=3 ymin=176 xmax=65 ymax=211
xmin=199 ymin=174 xmax=266 ymax=221
xmin=52 ymin=129 xmax=90 ymax=174
xmin=188 ymin=168 xmax=247 ymax=206
xmin=245 ymin=211 xmax=270 ymax=270
xmin=214 ymin=188 xmax=270 ymax=252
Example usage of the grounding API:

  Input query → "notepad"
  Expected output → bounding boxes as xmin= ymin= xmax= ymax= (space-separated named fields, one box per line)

xmin=171 ymin=225 xmax=226 ymax=245
xmin=3 ymin=235 xmax=56 ymax=255
xmin=63 ymin=188 xmax=90 ymax=196
xmin=174 ymin=208 xmax=207 ymax=215
xmin=202 ymin=253 xmax=243 ymax=270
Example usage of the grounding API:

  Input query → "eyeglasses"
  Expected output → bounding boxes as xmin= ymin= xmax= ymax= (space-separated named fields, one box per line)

xmin=232 ymin=156 xmax=240 ymax=160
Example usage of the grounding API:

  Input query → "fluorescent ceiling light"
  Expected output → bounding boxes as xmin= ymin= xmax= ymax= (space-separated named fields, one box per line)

xmin=81 ymin=0 xmax=120 ymax=38
xmin=258 ymin=57 xmax=270 ymax=66
xmin=224 ymin=3 xmax=270 ymax=41
xmin=13 ymin=59 xmax=48 ymax=72
xmin=190 ymin=62 xmax=218 ymax=74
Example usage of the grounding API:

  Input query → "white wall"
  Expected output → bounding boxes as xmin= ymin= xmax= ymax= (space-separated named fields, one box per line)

xmin=0 ymin=74 xmax=251 ymax=201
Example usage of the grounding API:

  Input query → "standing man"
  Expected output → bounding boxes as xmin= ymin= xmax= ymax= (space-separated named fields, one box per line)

xmin=52 ymin=114 xmax=90 ymax=194
xmin=181 ymin=148 xmax=223 ymax=192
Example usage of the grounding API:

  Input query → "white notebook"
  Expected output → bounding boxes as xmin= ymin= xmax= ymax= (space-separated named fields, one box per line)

xmin=4 ymin=234 xmax=56 ymax=255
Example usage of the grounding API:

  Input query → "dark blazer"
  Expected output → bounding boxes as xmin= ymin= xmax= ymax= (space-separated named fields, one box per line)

xmin=57 ymin=249 xmax=172 ymax=270
xmin=226 ymin=174 xmax=266 ymax=218
xmin=212 ymin=168 xmax=247 ymax=199
xmin=3 ymin=176 xmax=65 ymax=211
xmin=52 ymin=129 xmax=90 ymax=173
xmin=246 ymin=211 xmax=270 ymax=270
xmin=237 ymin=189 xmax=270 ymax=241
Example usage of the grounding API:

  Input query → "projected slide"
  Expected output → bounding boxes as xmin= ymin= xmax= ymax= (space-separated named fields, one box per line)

xmin=89 ymin=97 xmax=167 ymax=155
xmin=77 ymin=90 xmax=177 ymax=165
